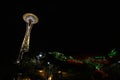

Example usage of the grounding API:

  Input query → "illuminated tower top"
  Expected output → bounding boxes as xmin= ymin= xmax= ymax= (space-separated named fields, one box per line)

xmin=23 ymin=13 xmax=39 ymax=25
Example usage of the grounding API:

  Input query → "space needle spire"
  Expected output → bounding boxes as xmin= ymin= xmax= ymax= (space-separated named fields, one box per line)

xmin=16 ymin=13 xmax=39 ymax=64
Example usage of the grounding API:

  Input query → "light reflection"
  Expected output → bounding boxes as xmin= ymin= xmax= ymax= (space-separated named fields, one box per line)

xmin=58 ymin=71 xmax=62 ymax=73
xmin=38 ymin=70 xmax=44 ymax=73
xmin=48 ymin=75 xmax=53 ymax=80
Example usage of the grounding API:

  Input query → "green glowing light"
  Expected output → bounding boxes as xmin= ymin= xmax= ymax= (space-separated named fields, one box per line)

xmin=95 ymin=56 xmax=105 ymax=59
xmin=49 ymin=52 xmax=67 ymax=61
xmin=108 ymin=49 xmax=117 ymax=57
xmin=95 ymin=64 xmax=103 ymax=70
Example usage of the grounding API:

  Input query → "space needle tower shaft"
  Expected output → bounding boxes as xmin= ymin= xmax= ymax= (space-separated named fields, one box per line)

xmin=17 ymin=13 xmax=39 ymax=64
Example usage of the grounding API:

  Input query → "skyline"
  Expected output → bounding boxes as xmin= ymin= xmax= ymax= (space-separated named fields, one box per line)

xmin=0 ymin=1 xmax=119 ymax=78
xmin=2 ymin=0 xmax=119 ymax=63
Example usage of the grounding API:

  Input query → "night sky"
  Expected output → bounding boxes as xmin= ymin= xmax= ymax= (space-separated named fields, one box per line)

xmin=0 ymin=0 xmax=119 ymax=78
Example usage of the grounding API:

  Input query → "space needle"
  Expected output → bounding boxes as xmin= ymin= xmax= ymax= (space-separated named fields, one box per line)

xmin=16 ymin=13 xmax=39 ymax=64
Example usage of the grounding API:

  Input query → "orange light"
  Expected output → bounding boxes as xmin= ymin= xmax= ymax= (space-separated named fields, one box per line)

xmin=38 ymin=70 xmax=44 ymax=73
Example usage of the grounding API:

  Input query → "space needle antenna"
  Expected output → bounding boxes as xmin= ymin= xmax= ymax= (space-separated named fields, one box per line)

xmin=16 ymin=13 xmax=39 ymax=64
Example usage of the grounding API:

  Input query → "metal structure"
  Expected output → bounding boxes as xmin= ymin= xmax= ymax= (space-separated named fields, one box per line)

xmin=16 ymin=13 xmax=39 ymax=64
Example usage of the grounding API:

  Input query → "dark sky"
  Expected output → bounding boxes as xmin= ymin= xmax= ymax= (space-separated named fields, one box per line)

xmin=0 ymin=0 xmax=119 ymax=78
